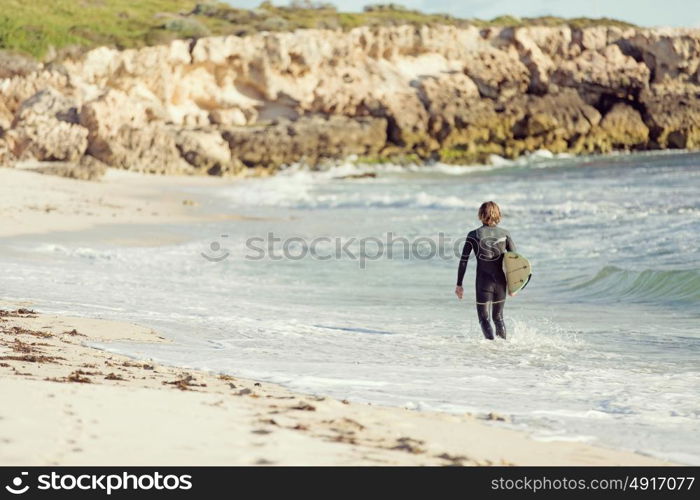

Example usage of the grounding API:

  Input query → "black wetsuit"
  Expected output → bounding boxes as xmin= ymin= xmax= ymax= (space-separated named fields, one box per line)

xmin=457 ymin=225 xmax=516 ymax=340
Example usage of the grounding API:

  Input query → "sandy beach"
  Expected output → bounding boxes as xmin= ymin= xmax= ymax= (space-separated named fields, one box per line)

xmin=0 ymin=163 xmax=242 ymax=239
xmin=0 ymin=166 xmax=674 ymax=466
xmin=0 ymin=303 xmax=670 ymax=466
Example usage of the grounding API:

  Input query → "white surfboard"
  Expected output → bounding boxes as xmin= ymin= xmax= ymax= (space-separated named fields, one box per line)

xmin=503 ymin=251 xmax=532 ymax=296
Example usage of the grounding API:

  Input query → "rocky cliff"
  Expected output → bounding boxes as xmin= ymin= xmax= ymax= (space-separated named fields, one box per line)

xmin=1 ymin=24 xmax=700 ymax=175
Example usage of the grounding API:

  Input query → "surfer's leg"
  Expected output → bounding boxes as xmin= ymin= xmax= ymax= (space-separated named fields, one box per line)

xmin=476 ymin=302 xmax=494 ymax=340
xmin=492 ymin=281 xmax=507 ymax=339
xmin=492 ymin=300 xmax=506 ymax=339
xmin=475 ymin=281 xmax=495 ymax=340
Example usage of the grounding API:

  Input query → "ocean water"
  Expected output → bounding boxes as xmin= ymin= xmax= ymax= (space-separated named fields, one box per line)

xmin=2 ymin=151 xmax=699 ymax=463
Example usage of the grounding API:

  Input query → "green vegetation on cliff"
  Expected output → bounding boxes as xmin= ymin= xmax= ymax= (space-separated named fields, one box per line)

xmin=0 ymin=0 xmax=200 ymax=58
xmin=0 ymin=0 xmax=635 ymax=59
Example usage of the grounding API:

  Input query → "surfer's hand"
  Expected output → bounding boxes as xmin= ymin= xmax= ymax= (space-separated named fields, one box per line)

xmin=455 ymin=286 xmax=463 ymax=300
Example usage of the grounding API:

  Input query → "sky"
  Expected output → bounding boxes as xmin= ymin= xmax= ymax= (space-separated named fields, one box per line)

xmin=227 ymin=0 xmax=700 ymax=28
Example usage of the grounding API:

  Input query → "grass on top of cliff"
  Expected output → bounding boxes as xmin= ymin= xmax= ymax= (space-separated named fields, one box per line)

xmin=0 ymin=0 xmax=199 ymax=57
xmin=0 ymin=0 xmax=636 ymax=60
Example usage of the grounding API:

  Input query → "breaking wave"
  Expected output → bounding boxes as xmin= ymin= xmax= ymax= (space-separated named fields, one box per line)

xmin=569 ymin=266 xmax=700 ymax=304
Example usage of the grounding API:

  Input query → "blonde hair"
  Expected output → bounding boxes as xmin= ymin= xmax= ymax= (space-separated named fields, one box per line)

xmin=478 ymin=201 xmax=501 ymax=226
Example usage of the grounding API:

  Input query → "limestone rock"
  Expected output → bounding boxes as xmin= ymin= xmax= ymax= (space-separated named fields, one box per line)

xmin=600 ymin=103 xmax=649 ymax=147
xmin=222 ymin=115 xmax=387 ymax=169
xmin=434 ymin=89 xmax=604 ymax=163
xmin=5 ymin=120 xmax=87 ymax=162
xmin=0 ymin=138 xmax=14 ymax=165
xmin=375 ymin=91 xmax=431 ymax=151
xmin=415 ymin=72 xmax=485 ymax=148
xmin=514 ymin=90 xmax=601 ymax=136
xmin=107 ymin=123 xmax=191 ymax=174
xmin=500 ymin=90 xmax=601 ymax=156
xmin=463 ymin=48 xmax=530 ymax=99
xmin=641 ymin=86 xmax=700 ymax=149
xmin=575 ymin=27 xmax=609 ymax=52
xmin=6 ymin=88 xmax=87 ymax=162
xmin=79 ymin=89 xmax=189 ymax=173
xmin=0 ymin=99 xmax=12 ymax=132
xmin=79 ymin=89 xmax=149 ymax=163
xmin=12 ymin=87 xmax=78 ymax=126
xmin=511 ymin=26 xmax=575 ymax=61
xmin=553 ymin=44 xmax=650 ymax=101
xmin=512 ymin=29 xmax=556 ymax=93
xmin=1 ymin=25 xmax=700 ymax=170
xmin=175 ymin=129 xmax=240 ymax=175
xmin=208 ymin=108 xmax=249 ymax=126
xmin=0 ymin=69 xmax=70 ymax=114
xmin=307 ymin=54 xmax=439 ymax=151
xmin=416 ymin=72 xmax=480 ymax=109
xmin=622 ymin=30 xmax=700 ymax=84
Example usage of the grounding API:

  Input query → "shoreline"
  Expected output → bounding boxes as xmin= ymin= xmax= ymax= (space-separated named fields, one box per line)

xmin=2 ymin=148 xmax=697 ymax=239
xmin=0 ymin=165 xmax=244 ymax=239
xmin=0 ymin=302 xmax=672 ymax=466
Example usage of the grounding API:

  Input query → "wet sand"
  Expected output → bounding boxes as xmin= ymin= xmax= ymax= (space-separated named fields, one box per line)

xmin=0 ymin=304 xmax=670 ymax=466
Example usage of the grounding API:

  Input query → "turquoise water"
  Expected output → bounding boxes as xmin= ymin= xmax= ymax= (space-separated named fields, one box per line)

xmin=2 ymin=151 xmax=699 ymax=463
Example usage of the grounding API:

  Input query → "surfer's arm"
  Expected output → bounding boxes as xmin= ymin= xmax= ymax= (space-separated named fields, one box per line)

xmin=456 ymin=236 xmax=473 ymax=287
xmin=506 ymin=233 xmax=516 ymax=252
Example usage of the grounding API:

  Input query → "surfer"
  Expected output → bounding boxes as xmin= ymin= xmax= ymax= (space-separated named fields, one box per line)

xmin=455 ymin=201 xmax=516 ymax=340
